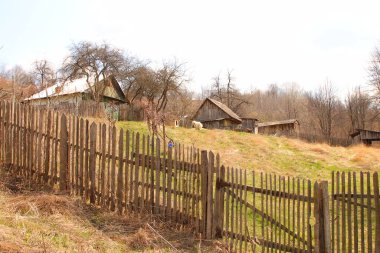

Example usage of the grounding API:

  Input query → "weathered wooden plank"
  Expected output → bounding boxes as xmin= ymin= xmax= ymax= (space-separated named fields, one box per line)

xmin=206 ymin=151 xmax=214 ymax=239
xmin=59 ymin=114 xmax=68 ymax=191
xmin=167 ymin=145 xmax=173 ymax=219
xmin=110 ymin=126 xmax=117 ymax=211
xmin=84 ymin=120 xmax=89 ymax=200
xmin=140 ymin=135 xmax=146 ymax=213
xmin=133 ymin=133 xmax=140 ymax=211
xmin=173 ymin=145 xmax=178 ymax=221
xmin=332 ymin=172 xmax=335 ymax=253
xmin=37 ymin=110 xmax=43 ymax=183
xmin=342 ymin=172 xmax=346 ymax=253
xmin=225 ymin=167 xmax=230 ymax=246
xmin=252 ymin=171 xmax=256 ymax=253
xmin=307 ymin=180 xmax=312 ymax=253
xmin=89 ymin=122 xmax=97 ymax=204
xmin=367 ymin=172 xmax=372 ymax=253
xmin=101 ymin=124 xmax=106 ymax=207
xmin=155 ymin=138 xmax=161 ymax=215
xmin=360 ymin=172 xmax=365 ymax=253
xmin=53 ymin=111 xmax=59 ymax=185
xmin=297 ymin=178 xmax=301 ymax=253
xmin=149 ymin=136 xmax=154 ymax=213
xmin=353 ymin=172 xmax=359 ymax=253
xmin=238 ymin=169 xmax=243 ymax=252
xmin=347 ymin=172 xmax=352 ymax=253
xmin=117 ymin=129 xmax=124 ymax=214
xmin=373 ymin=172 xmax=380 ymax=253
xmin=196 ymin=149 xmax=201 ymax=233
xmin=191 ymin=147 xmax=196 ymax=224
xmin=243 ymin=169 xmax=247 ymax=253
xmin=145 ymin=135 xmax=150 ymax=212
xmin=124 ymin=130 xmax=130 ymax=210
xmin=129 ymin=132 xmax=135 ymax=209
xmin=230 ymin=168 xmax=235 ymax=251
xmin=44 ymin=111 xmax=51 ymax=183
xmin=74 ymin=117 xmax=79 ymax=195
xmin=337 ymin=172 xmax=341 ymax=253
xmin=302 ymin=179 xmax=306 ymax=252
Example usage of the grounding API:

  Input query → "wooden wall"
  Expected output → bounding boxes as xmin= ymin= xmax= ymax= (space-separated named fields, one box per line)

xmin=193 ymin=100 xmax=230 ymax=123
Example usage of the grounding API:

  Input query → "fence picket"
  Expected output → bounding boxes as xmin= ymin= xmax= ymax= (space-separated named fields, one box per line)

xmin=89 ymin=122 xmax=97 ymax=203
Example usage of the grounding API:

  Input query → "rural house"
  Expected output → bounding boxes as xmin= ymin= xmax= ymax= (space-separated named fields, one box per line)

xmin=192 ymin=98 xmax=243 ymax=130
xmin=257 ymin=119 xmax=300 ymax=135
xmin=25 ymin=75 xmax=126 ymax=105
xmin=24 ymin=75 xmax=126 ymax=118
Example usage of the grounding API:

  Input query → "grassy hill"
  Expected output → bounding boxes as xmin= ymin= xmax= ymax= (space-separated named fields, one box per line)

xmin=0 ymin=172 xmax=219 ymax=253
xmin=117 ymin=121 xmax=380 ymax=182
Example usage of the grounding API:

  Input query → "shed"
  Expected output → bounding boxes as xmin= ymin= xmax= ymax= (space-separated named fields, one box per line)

xmin=239 ymin=112 xmax=259 ymax=132
xmin=257 ymin=119 xmax=300 ymax=135
xmin=192 ymin=98 xmax=242 ymax=130
xmin=350 ymin=129 xmax=380 ymax=146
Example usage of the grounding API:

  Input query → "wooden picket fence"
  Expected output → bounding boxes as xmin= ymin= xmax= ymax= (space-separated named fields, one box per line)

xmin=0 ymin=101 xmax=379 ymax=253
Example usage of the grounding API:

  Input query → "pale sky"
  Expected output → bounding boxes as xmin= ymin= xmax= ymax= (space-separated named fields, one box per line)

xmin=1 ymin=0 xmax=380 ymax=96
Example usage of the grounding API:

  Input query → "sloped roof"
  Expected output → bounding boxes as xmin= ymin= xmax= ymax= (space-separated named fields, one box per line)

xmin=25 ymin=76 xmax=125 ymax=102
xmin=350 ymin=128 xmax=380 ymax=138
xmin=206 ymin=98 xmax=242 ymax=122
xmin=25 ymin=77 xmax=89 ymax=100
xmin=239 ymin=112 xmax=259 ymax=120
xmin=258 ymin=119 xmax=299 ymax=127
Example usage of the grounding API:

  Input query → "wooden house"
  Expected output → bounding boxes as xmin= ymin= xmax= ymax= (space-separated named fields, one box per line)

xmin=25 ymin=75 xmax=126 ymax=106
xmin=257 ymin=119 xmax=300 ymax=135
xmin=192 ymin=98 xmax=242 ymax=130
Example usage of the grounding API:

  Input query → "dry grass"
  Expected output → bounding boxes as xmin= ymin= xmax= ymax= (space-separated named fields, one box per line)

xmin=117 ymin=121 xmax=380 ymax=181
xmin=0 ymin=171 xmax=220 ymax=253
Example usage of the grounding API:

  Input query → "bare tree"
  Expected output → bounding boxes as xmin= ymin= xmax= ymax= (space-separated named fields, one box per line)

xmin=369 ymin=47 xmax=380 ymax=100
xmin=346 ymin=86 xmax=376 ymax=132
xmin=61 ymin=41 xmax=127 ymax=105
xmin=138 ymin=61 xmax=187 ymax=142
xmin=32 ymin=60 xmax=55 ymax=107
xmin=307 ymin=80 xmax=337 ymax=141
xmin=210 ymin=74 xmax=223 ymax=102
xmin=226 ymin=70 xmax=234 ymax=108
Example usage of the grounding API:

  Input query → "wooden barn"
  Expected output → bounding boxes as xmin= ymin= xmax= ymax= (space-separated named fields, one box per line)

xmin=350 ymin=129 xmax=380 ymax=146
xmin=192 ymin=98 xmax=242 ymax=130
xmin=257 ymin=119 xmax=300 ymax=135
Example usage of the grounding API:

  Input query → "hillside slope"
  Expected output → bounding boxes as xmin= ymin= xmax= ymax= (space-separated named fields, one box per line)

xmin=117 ymin=121 xmax=380 ymax=181
xmin=0 ymin=172 xmax=219 ymax=253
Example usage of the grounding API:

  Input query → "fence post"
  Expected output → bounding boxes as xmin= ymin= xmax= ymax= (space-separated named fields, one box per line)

xmin=206 ymin=151 xmax=215 ymax=239
xmin=201 ymin=150 xmax=208 ymax=238
xmin=374 ymin=172 xmax=380 ymax=253
xmin=89 ymin=122 xmax=97 ymax=204
xmin=214 ymin=162 xmax=225 ymax=238
xmin=314 ymin=181 xmax=331 ymax=253
xmin=59 ymin=114 xmax=68 ymax=191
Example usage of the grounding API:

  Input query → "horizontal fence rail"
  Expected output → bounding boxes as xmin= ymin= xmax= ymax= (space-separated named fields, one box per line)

xmin=0 ymin=101 xmax=379 ymax=253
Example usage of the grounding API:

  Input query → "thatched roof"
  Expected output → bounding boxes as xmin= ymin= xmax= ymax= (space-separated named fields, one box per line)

xmin=205 ymin=98 xmax=242 ymax=123
xmin=257 ymin=119 xmax=299 ymax=127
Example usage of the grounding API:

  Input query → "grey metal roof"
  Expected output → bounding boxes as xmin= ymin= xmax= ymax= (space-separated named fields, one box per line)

xmin=257 ymin=119 xmax=299 ymax=127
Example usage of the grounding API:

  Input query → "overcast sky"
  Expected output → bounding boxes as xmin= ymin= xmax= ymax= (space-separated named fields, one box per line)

xmin=1 ymin=0 xmax=380 ymax=96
